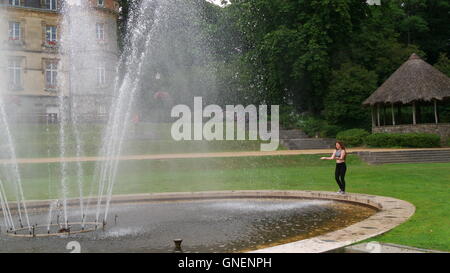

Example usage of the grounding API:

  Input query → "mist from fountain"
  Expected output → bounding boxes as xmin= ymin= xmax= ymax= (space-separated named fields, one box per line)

xmin=0 ymin=9 xmax=31 ymax=232
xmin=94 ymin=0 xmax=165 ymax=223
xmin=0 ymin=0 xmax=216 ymax=234
xmin=96 ymin=0 xmax=216 ymax=223
xmin=55 ymin=0 xmax=98 ymax=229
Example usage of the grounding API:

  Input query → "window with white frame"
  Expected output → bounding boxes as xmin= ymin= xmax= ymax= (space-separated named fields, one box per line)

xmin=45 ymin=62 xmax=58 ymax=89
xmin=96 ymin=63 xmax=106 ymax=86
xmin=97 ymin=0 xmax=104 ymax=7
xmin=8 ymin=22 xmax=21 ymax=41
xmin=47 ymin=0 xmax=57 ymax=10
xmin=8 ymin=59 xmax=22 ymax=89
xmin=46 ymin=26 xmax=57 ymax=45
xmin=96 ymin=23 xmax=105 ymax=41
xmin=98 ymin=105 xmax=107 ymax=115
xmin=9 ymin=0 xmax=20 ymax=6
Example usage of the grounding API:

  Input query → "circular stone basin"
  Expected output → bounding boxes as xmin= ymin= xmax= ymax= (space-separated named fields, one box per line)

xmin=0 ymin=197 xmax=376 ymax=253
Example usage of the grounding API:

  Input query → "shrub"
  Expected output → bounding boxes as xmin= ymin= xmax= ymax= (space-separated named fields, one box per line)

xmin=364 ymin=133 xmax=441 ymax=148
xmin=279 ymin=106 xmax=302 ymax=129
xmin=336 ymin=129 xmax=370 ymax=147
xmin=324 ymin=63 xmax=377 ymax=129
xmin=297 ymin=116 xmax=341 ymax=138
xmin=321 ymin=124 xmax=341 ymax=138
xmin=297 ymin=116 xmax=323 ymax=137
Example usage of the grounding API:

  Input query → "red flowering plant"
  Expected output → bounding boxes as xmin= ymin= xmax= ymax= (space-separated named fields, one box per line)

xmin=153 ymin=91 xmax=170 ymax=100
xmin=46 ymin=84 xmax=58 ymax=91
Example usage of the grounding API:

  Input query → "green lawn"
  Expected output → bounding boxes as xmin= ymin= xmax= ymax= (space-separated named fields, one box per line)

xmin=9 ymin=154 xmax=450 ymax=252
xmin=7 ymin=123 xmax=271 ymax=158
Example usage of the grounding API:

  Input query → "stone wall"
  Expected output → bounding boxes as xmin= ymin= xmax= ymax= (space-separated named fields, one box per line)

xmin=373 ymin=123 xmax=450 ymax=145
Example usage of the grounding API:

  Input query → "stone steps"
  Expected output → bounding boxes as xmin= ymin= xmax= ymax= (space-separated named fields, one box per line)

xmin=357 ymin=149 xmax=450 ymax=164
xmin=279 ymin=129 xmax=309 ymax=139
xmin=281 ymin=138 xmax=335 ymax=150
xmin=279 ymin=129 xmax=336 ymax=150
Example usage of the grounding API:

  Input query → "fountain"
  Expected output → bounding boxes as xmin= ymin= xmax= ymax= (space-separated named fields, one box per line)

xmin=0 ymin=0 xmax=216 ymax=238
xmin=0 ymin=8 xmax=31 ymax=234
xmin=0 ymin=0 xmax=114 ymax=236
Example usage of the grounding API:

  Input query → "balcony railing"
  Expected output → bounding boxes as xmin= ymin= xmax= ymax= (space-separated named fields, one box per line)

xmin=1 ymin=1 xmax=119 ymax=13
xmin=0 ymin=3 xmax=60 ymax=12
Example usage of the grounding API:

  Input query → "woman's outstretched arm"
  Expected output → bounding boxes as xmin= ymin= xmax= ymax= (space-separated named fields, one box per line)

xmin=320 ymin=151 xmax=336 ymax=160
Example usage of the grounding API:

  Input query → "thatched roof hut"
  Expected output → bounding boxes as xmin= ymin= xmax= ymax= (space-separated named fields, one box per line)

xmin=363 ymin=53 xmax=450 ymax=105
xmin=363 ymin=53 xmax=450 ymax=133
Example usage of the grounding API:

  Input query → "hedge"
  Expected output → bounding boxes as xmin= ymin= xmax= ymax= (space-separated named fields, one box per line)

xmin=364 ymin=133 xmax=441 ymax=148
xmin=336 ymin=129 xmax=370 ymax=147
xmin=297 ymin=116 xmax=341 ymax=138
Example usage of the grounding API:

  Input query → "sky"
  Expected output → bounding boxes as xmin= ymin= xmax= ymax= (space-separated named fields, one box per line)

xmin=206 ymin=0 xmax=229 ymax=7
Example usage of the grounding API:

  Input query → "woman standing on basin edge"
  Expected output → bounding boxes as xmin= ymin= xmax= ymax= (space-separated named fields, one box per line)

xmin=320 ymin=141 xmax=347 ymax=194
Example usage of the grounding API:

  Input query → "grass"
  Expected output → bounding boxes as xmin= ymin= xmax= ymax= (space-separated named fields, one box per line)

xmin=6 ymin=123 xmax=273 ymax=158
xmin=6 ymin=154 xmax=449 ymax=252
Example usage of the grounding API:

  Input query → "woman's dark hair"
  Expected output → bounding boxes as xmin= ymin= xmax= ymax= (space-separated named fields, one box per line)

xmin=335 ymin=141 xmax=346 ymax=150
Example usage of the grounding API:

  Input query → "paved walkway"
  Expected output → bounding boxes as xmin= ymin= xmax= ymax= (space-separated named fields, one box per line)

xmin=1 ymin=147 xmax=450 ymax=164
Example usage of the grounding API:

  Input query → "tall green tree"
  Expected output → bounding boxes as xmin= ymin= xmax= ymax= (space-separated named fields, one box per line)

xmin=434 ymin=53 xmax=450 ymax=77
xmin=394 ymin=0 xmax=450 ymax=63
xmin=226 ymin=0 xmax=369 ymax=113
xmin=324 ymin=63 xmax=378 ymax=129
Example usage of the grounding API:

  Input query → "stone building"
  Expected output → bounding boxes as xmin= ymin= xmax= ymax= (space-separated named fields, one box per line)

xmin=363 ymin=53 xmax=450 ymax=144
xmin=0 ymin=0 xmax=119 ymax=122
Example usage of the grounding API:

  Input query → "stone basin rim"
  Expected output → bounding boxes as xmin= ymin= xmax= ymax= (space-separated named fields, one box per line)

xmin=1 ymin=190 xmax=415 ymax=253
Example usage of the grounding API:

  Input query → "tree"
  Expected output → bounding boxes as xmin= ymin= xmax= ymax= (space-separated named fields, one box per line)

xmin=225 ymin=0 xmax=369 ymax=112
xmin=394 ymin=0 xmax=450 ymax=63
xmin=324 ymin=63 xmax=378 ymax=129
xmin=117 ymin=0 xmax=141 ymax=51
xmin=115 ymin=0 xmax=450 ymax=129
xmin=434 ymin=53 xmax=450 ymax=77
xmin=434 ymin=53 xmax=450 ymax=123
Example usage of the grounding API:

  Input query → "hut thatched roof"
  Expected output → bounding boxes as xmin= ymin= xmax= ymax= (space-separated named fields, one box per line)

xmin=363 ymin=53 xmax=450 ymax=105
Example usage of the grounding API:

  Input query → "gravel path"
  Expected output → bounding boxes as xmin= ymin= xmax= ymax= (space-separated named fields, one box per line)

xmin=1 ymin=147 xmax=450 ymax=164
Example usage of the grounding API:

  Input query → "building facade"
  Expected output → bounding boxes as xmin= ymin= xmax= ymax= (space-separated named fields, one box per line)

xmin=0 ymin=0 xmax=119 ymax=122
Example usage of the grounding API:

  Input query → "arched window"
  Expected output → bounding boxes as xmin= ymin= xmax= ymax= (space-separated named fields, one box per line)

xmin=8 ymin=59 xmax=22 ymax=90
xmin=9 ymin=0 xmax=20 ymax=6
xmin=45 ymin=62 xmax=58 ymax=90
xmin=46 ymin=26 xmax=57 ymax=45
xmin=96 ymin=23 xmax=105 ymax=41
xmin=47 ymin=0 xmax=57 ymax=10
xmin=8 ymin=22 xmax=21 ymax=40
xmin=97 ymin=63 xmax=106 ymax=86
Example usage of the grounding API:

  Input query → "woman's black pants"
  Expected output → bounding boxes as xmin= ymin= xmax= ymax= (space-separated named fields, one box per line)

xmin=335 ymin=162 xmax=347 ymax=192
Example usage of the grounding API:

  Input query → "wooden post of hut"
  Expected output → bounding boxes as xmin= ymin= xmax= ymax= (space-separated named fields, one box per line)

xmin=371 ymin=106 xmax=376 ymax=127
xmin=434 ymin=100 xmax=439 ymax=124
xmin=377 ymin=104 xmax=380 ymax=126
xmin=391 ymin=103 xmax=396 ymax=126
